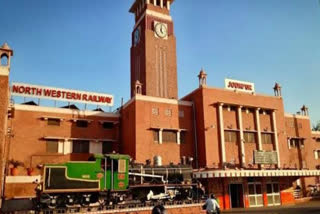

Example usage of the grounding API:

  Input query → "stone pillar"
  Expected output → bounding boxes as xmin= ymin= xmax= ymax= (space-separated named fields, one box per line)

xmin=255 ymin=108 xmax=262 ymax=151
xmin=167 ymin=1 xmax=171 ymax=10
xmin=63 ymin=140 xmax=71 ymax=155
xmin=177 ymin=130 xmax=181 ymax=145
xmin=218 ymin=103 xmax=226 ymax=165
xmin=159 ymin=129 xmax=163 ymax=144
xmin=160 ymin=0 xmax=163 ymax=8
xmin=237 ymin=106 xmax=245 ymax=167
xmin=154 ymin=0 xmax=157 ymax=6
xmin=146 ymin=0 xmax=150 ymax=4
xmin=272 ymin=111 xmax=281 ymax=168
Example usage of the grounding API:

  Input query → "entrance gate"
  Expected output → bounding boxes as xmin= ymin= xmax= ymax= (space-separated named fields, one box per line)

xmin=229 ymin=184 xmax=244 ymax=208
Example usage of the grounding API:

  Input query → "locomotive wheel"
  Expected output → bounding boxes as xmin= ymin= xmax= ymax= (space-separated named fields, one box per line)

xmin=48 ymin=197 xmax=58 ymax=209
xmin=80 ymin=194 xmax=91 ymax=207
xmin=48 ymin=195 xmax=66 ymax=209
xmin=66 ymin=195 xmax=76 ymax=207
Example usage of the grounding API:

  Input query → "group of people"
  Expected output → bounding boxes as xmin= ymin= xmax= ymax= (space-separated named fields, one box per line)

xmin=151 ymin=194 xmax=220 ymax=214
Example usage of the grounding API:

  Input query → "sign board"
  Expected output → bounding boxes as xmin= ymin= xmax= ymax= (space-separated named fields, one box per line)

xmin=11 ymin=82 xmax=114 ymax=106
xmin=254 ymin=150 xmax=278 ymax=164
xmin=225 ymin=78 xmax=255 ymax=93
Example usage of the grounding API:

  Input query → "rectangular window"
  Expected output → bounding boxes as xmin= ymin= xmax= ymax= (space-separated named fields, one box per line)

xmin=152 ymin=108 xmax=159 ymax=115
xmin=179 ymin=110 xmax=184 ymax=118
xmin=315 ymin=150 xmax=320 ymax=160
xmin=262 ymin=133 xmax=273 ymax=144
xmin=165 ymin=109 xmax=172 ymax=117
xmin=162 ymin=130 xmax=177 ymax=143
xmin=289 ymin=138 xmax=304 ymax=149
xmin=153 ymin=130 xmax=159 ymax=142
xmin=244 ymin=132 xmax=256 ymax=144
xmin=102 ymin=141 xmax=113 ymax=154
xmin=102 ymin=122 xmax=114 ymax=129
xmin=316 ymin=138 xmax=320 ymax=143
xmin=46 ymin=140 xmax=59 ymax=153
xmin=76 ymin=120 xmax=89 ymax=128
xmin=289 ymin=139 xmax=296 ymax=148
xmin=118 ymin=159 xmax=126 ymax=173
xmin=47 ymin=118 xmax=60 ymax=126
xmin=224 ymin=131 xmax=238 ymax=143
xmin=72 ymin=140 xmax=89 ymax=153
xmin=248 ymin=182 xmax=263 ymax=207
xmin=266 ymin=183 xmax=281 ymax=206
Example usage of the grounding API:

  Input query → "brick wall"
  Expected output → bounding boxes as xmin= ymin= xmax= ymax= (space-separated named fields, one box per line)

xmin=6 ymin=105 xmax=119 ymax=175
xmin=0 ymin=75 xmax=9 ymax=205
xmin=121 ymin=97 xmax=194 ymax=165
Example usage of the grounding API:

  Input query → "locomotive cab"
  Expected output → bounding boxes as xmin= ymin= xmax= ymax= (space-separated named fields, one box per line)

xmin=38 ymin=154 xmax=130 ymax=208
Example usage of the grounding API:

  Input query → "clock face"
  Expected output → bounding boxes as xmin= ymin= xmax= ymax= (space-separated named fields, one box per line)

xmin=155 ymin=23 xmax=168 ymax=38
xmin=134 ymin=28 xmax=140 ymax=45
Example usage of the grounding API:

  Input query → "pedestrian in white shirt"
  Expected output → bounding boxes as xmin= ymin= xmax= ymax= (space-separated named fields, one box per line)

xmin=204 ymin=194 xmax=220 ymax=214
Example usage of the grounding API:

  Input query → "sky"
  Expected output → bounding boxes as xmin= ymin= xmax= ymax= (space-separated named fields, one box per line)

xmin=0 ymin=0 xmax=320 ymax=125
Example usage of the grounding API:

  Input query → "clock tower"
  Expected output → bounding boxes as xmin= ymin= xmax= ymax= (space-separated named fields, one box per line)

xmin=130 ymin=0 xmax=177 ymax=99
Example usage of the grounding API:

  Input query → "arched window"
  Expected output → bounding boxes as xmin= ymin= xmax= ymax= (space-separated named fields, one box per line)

xmin=1 ymin=54 xmax=8 ymax=66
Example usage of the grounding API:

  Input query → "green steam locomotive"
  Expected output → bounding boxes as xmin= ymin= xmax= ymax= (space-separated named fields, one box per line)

xmin=37 ymin=154 xmax=196 ymax=208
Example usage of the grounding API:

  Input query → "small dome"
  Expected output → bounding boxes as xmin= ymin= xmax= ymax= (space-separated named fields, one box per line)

xmin=135 ymin=80 xmax=142 ymax=85
xmin=1 ymin=42 xmax=11 ymax=50
xmin=199 ymin=68 xmax=206 ymax=75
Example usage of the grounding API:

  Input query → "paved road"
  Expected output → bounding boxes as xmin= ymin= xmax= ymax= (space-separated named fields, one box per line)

xmin=223 ymin=201 xmax=320 ymax=214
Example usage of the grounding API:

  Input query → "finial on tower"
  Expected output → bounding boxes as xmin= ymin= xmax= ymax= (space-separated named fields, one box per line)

xmin=198 ymin=68 xmax=207 ymax=88
xmin=273 ymin=82 xmax=282 ymax=97
xmin=301 ymin=105 xmax=309 ymax=116
xmin=0 ymin=42 xmax=13 ymax=73
xmin=129 ymin=0 xmax=174 ymax=15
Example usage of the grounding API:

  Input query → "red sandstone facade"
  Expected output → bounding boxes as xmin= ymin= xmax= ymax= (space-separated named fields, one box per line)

xmin=1 ymin=0 xmax=320 ymax=211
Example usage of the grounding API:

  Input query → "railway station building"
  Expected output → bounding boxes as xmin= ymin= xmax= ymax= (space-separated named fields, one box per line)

xmin=1 ymin=0 xmax=320 ymax=211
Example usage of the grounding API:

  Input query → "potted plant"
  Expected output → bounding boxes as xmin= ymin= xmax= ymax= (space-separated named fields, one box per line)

xmin=27 ymin=167 xmax=35 ymax=176
xmin=8 ymin=159 xmax=24 ymax=176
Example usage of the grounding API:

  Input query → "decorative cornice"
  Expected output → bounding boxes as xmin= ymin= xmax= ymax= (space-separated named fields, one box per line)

xmin=0 ymin=67 xmax=9 ymax=76
xmin=122 ymin=95 xmax=193 ymax=110
xmin=134 ymin=9 xmax=172 ymax=30
xmin=193 ymin=169 xmax=320 ymax=179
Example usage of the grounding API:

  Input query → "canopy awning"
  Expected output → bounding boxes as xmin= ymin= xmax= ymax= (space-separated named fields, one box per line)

xmin=193 ymin=169 xmax=320 ymax=179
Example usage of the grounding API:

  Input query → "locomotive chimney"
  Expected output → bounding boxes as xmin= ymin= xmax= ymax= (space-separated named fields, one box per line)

xmin=181 ymin=156 xmax=187 ymax=165
xmin=153 ymin=156 xmax=162 ymax=166
xmin=146 ymin=159 xmax=151 ymax=166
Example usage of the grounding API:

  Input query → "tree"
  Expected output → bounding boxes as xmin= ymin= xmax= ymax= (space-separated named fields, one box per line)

xmin=313 ymin=121 xmax=320 ymax=131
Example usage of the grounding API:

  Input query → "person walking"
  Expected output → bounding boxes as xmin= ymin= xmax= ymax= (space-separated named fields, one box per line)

xmin=203 ymin=194 xmax=220 ymax=214
xmin=152 ymin=204 xmax=167 ymax=214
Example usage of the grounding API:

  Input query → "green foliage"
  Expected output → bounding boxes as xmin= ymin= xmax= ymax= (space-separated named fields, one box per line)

xmin=8 ymin=159 xmax=24 ymax=168
xmin=313 ymin=121 xmax=320 ymax=131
